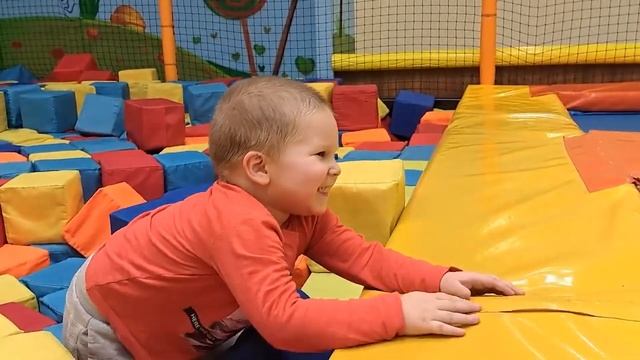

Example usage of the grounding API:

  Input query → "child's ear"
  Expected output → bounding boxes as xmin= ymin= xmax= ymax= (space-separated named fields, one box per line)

xmin=242 ymin=151 xmax=270 ymax=186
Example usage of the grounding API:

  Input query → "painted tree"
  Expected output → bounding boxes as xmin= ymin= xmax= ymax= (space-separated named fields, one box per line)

xmin=205 ymin=0 xmax=266 ymax=76
xmin=272 ymin=0 xmax=298 ymax=75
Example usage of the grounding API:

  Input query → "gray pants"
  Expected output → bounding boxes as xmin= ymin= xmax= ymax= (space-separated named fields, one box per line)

xmin=62 ymin=258 xmax=132 ymax=360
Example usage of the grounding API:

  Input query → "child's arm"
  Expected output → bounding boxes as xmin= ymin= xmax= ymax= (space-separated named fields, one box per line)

xmin=305 ymin=210 xmax=521 ymax=297
xmin=205 ymin=215 xmax=479 ymax=352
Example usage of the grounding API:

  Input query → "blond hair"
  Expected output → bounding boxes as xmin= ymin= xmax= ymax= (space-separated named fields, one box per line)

xmin=208 ymin=76 xmax=330 ymax=175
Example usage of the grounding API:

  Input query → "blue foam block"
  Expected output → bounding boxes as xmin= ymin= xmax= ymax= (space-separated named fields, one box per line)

xmin=399 ymin=145 xmax=436 ymax=161
xmin=110 ymin=183 xmax=211 ymax=233
xmin=171 ymin=81 xmax=199 ymax=112
xmin=19 ymin=258 xmax=84 ymax=298
xmin=2 ymin=84 xmax=42 ymax=128
xmin=153 ymin=151 xmax=215 ymax=192
xmin=39 ymin=288 xmax=67 ymax=323
xmin=33 ymin=158 xmax=101 ymax=201
xmin=45 ymin=323 xmax=64 ymax=342
xmin=20 ymin=143 xmax=76 ymax=156
xmin=71 ymin=139 xmax=136 ymax=154
xmin=390 ymin=90 xmax=435 ymax=138
xmin=91 ymin=81 xmax=129 ymax=99
xmin=0 ymin=65 xmax=38 ymax=84
xmin=20 ymin=91 xmax=77 ymax=133
xmin=404 ymin=169 xmax=423 ymax=186
xmin=0 ymin=141 xmax=21 ymax=153
xmin=75 ymin=94 xmax=125 ymax=137
xmin=33 ymin=243 xmax=83 ymax=264
xmin=0 ymin=161 xmax=32 ymax=179
xmin=570 ymin=111 xmax=640 ymax=132
xmin=49 ymin=132 xmax=79 ymax=139
xmin=185 ymin=83 xmax=227 ymax=125
xmin=339 ymin=150 xmax=401 ymax=162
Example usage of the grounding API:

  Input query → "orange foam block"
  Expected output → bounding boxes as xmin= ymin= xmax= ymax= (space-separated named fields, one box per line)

xmin=0 ymin=153 xmax=26 ymax=163
xmin=63 ymin=182 xmax=145 ymax=256
xmin=0 ymin=245 xmax=49 ymax=278
xmin=420 ymin=110 xmax=454 ymax=125
xmin=341 ymin=128 xmax=391 ymax=147
xmin=185 ymin=136 xmax=208 ymax=145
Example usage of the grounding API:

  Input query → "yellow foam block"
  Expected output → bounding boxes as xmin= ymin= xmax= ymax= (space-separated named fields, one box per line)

xmin=377 ymin=98 xmax=389 ymax=119
xmin=128 ymin=80 xmax=162 ymax=99
xmin=28 ymin=150 xmax=91 ymax=162
xmin=0 ymin=129 xmax=53 ymax=146
xmin=160 ymin=144 xmax=208 ymax=154
xmin=0 ymin=331 xmax=73 ymax=359
xmin=402 ymin=160 xmax=428 ymax=171
xmin=335 ymin=147 xmax=354 ymax=159
xmin=301 ymin=273 xmax=364 ymax=300
xmin=145 ymin=82 xmax=183 ymax=103
xmin=37 ymin=139 xmax=70 ymax=145
xmin=0 ymin=92 xmax=8 ymax=132
xmin=305 ymin=82 xmax=334 ymax=105
xmin=0 ymin=171 xmax=83 ymax=245
xmin=119 ymin=68 xmax=159 ymax=82
xmin=44 ymin=83 xmax=96 ymax=114
xmin=0 ymin=314 xmax=22 ymax=339
xmin=0 ymin=275 xmax=37 ymax=310
xmin=404 ymin=185 xmax=415 ymax=205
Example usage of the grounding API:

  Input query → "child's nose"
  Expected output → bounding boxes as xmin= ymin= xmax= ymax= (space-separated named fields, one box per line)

xmin=329 ymin=163 xmax=341 ymax=176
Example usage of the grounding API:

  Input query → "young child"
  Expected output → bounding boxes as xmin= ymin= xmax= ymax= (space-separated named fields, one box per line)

xmin=63 ymin=76 xmax=523 ymax=359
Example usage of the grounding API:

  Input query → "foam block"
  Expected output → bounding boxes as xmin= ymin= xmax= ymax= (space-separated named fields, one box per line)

xmin=0 ymin=275 xmax=37 ymax=310
xmin=50 ymin=53 xmax=98 ymax=82
xmin=340 ymin=150 xmax=401 ymax=162
xmin=341 ymin=128 xmax=391 ymax=147
xmin=306 ymin=82 xmax=335 ymax=105
xmin=118 ymin=68 xmax=158 ymax=82
xmin=75 ymin=94 xmax=125 ymax=136
xmin=0 ymin=302 xmax=56 ymax=331
xmin=184 ymin=83 xmax=227 ymax=125
xmin=416 ymin=122 xmax=447 ymax=134
xmin=0 ymin=129 xmax=53 ymax=146
xmin=0 ymin=142 xmax=21 ymax=153
xmin=145 ymin=82 xmax=184 ymax=104
xmin=332 ymin=85 xmax=379 ymax=131
xmin=44 ymin=83 xmax=96 ymax=114
xmin=125 ymin=99 xmax=185 ymax=151
xmin=78 ymin=70 xmax=115 ymax=82
xmin=377 ymin=98 xmax=390 ymax=119
xmin=63 ymin=183 xmax=145 ymax=256
xmin=185 ymin=124 xmax=210 ymax=137
xmin=390 ymin=90 xmax=435 ymax=138
xmin=0 ymin=331 xmax=73 ymax=359
xmin=409 ymin=132 xmax=442 ymax=146
xmin=32 ymin=243 xmax=83 ymax=264
xmin=2 ymin=84 xmax=42 ymax=128
xmin=200 ymin=77 xmax=241 ymax=86
xmin=171 ymin=81 xmax=199 ymax=112
xmin=19 ymin=258 xmax=83 ymax=299
xmin=0 ymin=171 xmax=83 ymax=245
xmin=0 ymin=178 xmax=8 ymax=246
xmin=45 ymin=323 xmax=63 ymax=342
xmin=0 ymin=64 xmax=37 ymax=85
xmin=402 ymin=160 xmax=428 ymax=171
xmin=405 ymin=169 xmax=423 ymax=186
xmin=19 ymin=91 xmax=77 ymax=133
xmin=0 ymin=245 xmax=50 ymax=278
xmin=399 ymin=145 xmax=436 ymax=161
xmin=92 ymin=149 xmax=164 ymax=200
xmin=38 ymin=289 xmax=66 ymax=323
xmin=302 ymin=273 xmax=363 ymax=300
xmin=128 ymin=81 xmax=160 ymax=100
xmin=354 ymin=141 xmax=407 ymax=152
xmin=160 ymin=144 xmax=208 ymax=153
xmin=20 ymin=143 xmax=75 ymax=157
xmin=154 ymin=151 xmax=215 ymax=191
xmin=92 ymin=81 xmax=129 ymax=99
xmin=0 ymin=152 xmax=26 ymax=163
xmin=420 ymin=109 xmax=454 ymax=125
xmin=71 ymin=139 xmax=136 ymax=154
xmin=0 ymin=314 xmax=22 ymax=338
xmin=109 ymin=183 xmax=211 ymax=234
xmin=0 ymin=92 xmax=7 ymax=132
xmin=336 ymin=147 xmax=354 ymax=159
xmin=28 ymin=150 xmax=90 ymax=161
xmin=0 ymin=162 xmax=32 ymax=179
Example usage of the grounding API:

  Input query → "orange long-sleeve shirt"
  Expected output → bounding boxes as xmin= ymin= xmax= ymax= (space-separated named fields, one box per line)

xmin=85 ymin=181 xmax=450 ymax=359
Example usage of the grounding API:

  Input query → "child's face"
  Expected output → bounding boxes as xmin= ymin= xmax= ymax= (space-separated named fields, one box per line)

xmin=266 ymin=108 xmax=341 ymax=221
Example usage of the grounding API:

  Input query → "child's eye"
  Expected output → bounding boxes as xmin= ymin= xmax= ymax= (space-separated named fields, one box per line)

xmin=315 ymin=151 xmax=326 ymax=157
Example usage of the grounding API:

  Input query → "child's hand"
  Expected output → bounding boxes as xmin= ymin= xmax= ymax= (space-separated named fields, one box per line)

xmin=440 ymin=271 xmax=524 ymax=299
xmin=399 ymin=292 xmax=481 ymax=336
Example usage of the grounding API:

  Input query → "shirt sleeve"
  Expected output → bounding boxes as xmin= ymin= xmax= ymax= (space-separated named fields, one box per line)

xmin=305 ymin=210 xmax=452 ymax=294
xmin=205 ymin=214 xmax=405 ymax=352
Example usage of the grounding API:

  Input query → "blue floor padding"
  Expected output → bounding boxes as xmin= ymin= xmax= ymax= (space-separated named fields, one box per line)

xmin=570 ymin=111 xmax=640 ymax=132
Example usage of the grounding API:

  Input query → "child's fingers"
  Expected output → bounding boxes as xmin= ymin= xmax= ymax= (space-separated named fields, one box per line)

xmin=428 ymin=321 xmax=466 ymax=336
xmin=481 ymin=277 xmax=516 ymax=296
xmin=434 ymin=311 xmax=480 ymax=327
xmin=438 ymin=297 xmax=481 ymax=313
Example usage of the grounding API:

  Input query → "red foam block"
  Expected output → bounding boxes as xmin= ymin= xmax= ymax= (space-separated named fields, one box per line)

xmin=185 ymin=124 xmax=210 ymax=137
xmin=409 ymin=133 xmax=442 ymax=146
xmin=332 ymin=85 xmax=379 ymax=131
xmin=79 ymin=70 xmax=116 ymax=81
xmin=92 ymin=149 xmax=164 ymax=200
xmin=0 ymin=302 xmax=56 ymax=332
xmin=49 ymin=53 xmax=98 ymax=82
xmin=125 ymin=99 xmax=186 ymax=152
xmin=416 ymin=123 xmax=447 ymax=134
xmin=355 ymin=141 xmax=407 ymax=152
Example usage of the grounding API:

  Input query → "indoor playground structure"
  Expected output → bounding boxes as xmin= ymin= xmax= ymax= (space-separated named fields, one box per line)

xmin=1 ymin=0 xmax=640 ymax=358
